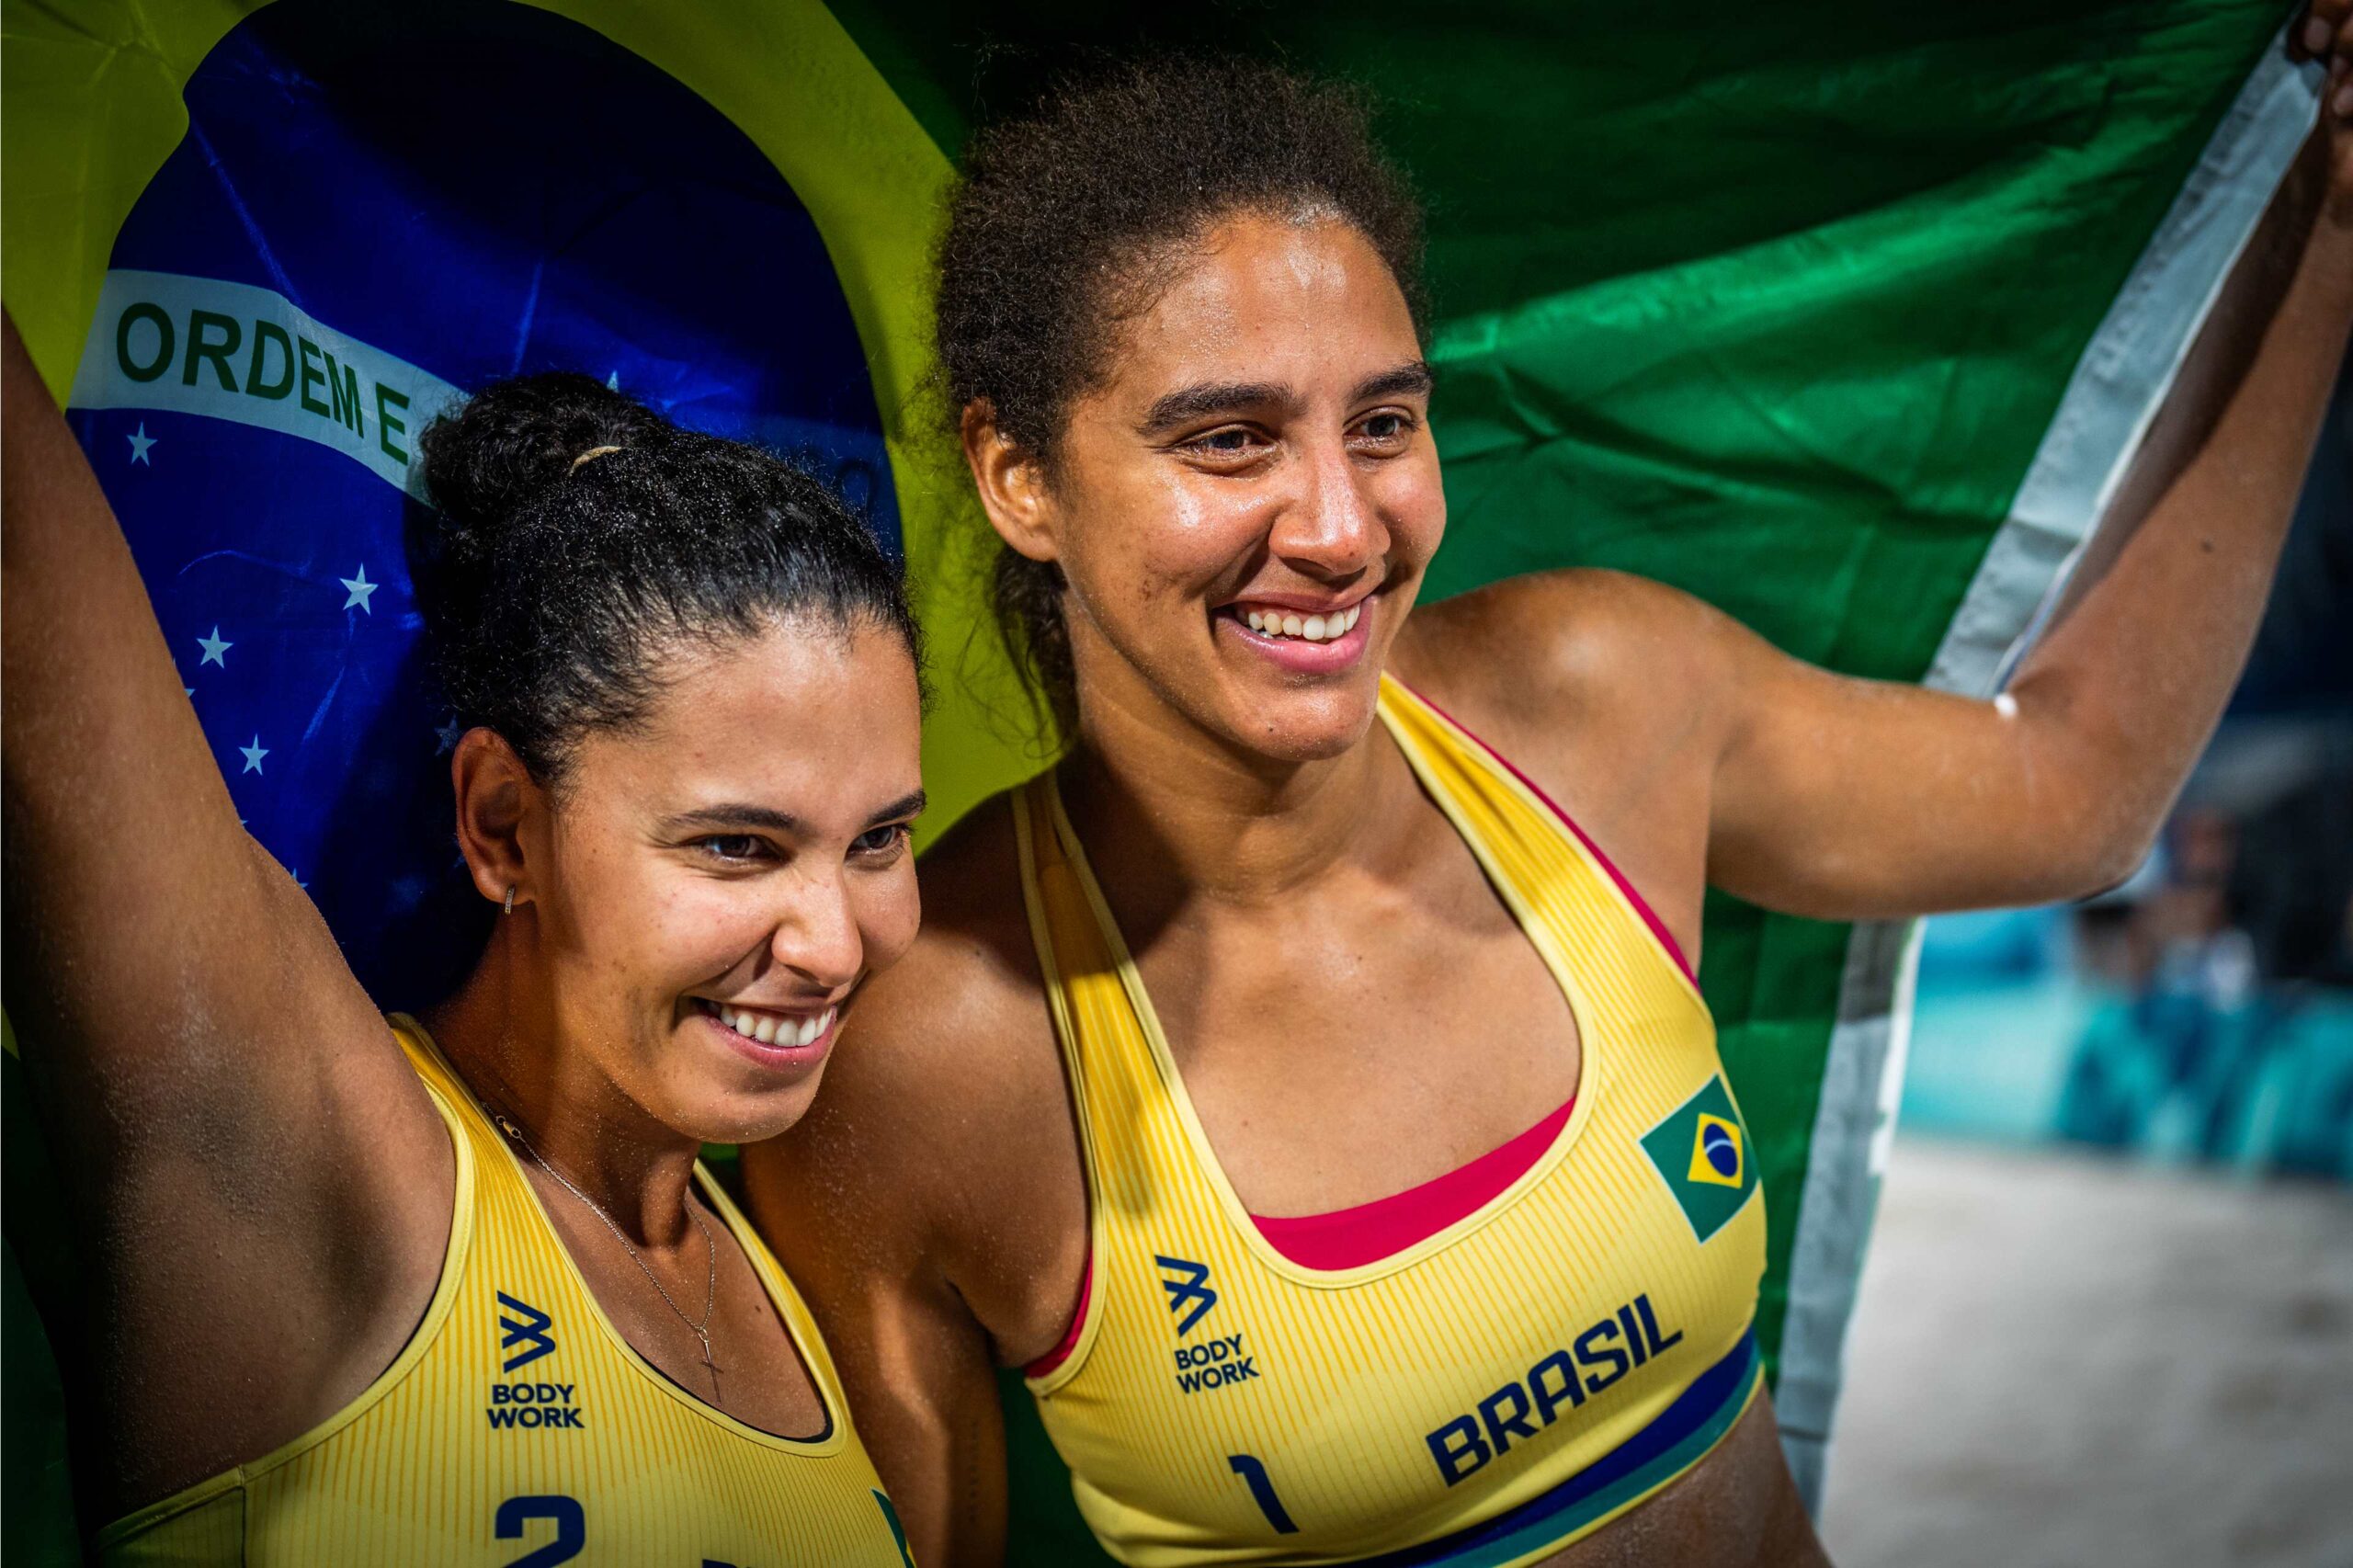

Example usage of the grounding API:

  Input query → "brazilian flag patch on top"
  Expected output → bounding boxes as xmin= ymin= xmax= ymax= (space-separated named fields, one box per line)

xmin=1640 ymin=1076 xmax=1761 ymax=1244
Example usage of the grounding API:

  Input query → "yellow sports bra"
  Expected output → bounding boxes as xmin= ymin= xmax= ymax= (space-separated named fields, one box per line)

xmin=1015 ymin=676 xmax=1767 ymax=1568
xmin=98 ymin=1017 xmax=915 ymax=1567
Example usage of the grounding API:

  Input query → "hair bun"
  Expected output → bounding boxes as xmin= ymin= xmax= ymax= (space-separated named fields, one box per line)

xmin=416 ymin=372 xmax=671 ymax=560
xmin=403 ymin=371 xmax=919 ymax=785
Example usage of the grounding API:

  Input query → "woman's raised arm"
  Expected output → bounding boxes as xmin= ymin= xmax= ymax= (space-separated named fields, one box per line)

xmin=1 ymin=312 xmax=449 ymax=1508
xmin=1700 ymin=108 xmax=2353 ymax=922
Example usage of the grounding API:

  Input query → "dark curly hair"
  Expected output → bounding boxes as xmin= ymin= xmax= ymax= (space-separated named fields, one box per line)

xmin=935 ymin=57 xmax=1427 ymax=734
xmin=409 ymin=373 xmax=921 ymax=785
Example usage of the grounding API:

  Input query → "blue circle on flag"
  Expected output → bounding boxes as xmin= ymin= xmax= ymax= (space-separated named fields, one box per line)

xmin=66 ymin=0 xmax=900 ymax=1002
xmin=1701 ymin=1120 xmax=1740 ymax=1180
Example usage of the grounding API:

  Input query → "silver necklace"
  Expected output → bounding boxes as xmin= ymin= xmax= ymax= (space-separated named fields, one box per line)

xmin=491 ymin=1111 xmax=720 ymax=1384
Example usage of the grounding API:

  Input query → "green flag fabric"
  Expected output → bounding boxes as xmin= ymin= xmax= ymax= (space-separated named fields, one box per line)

xmin=0 ymin=3 xmax=2319 ymax=1562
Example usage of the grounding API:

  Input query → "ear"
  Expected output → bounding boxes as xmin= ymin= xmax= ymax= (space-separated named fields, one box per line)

xmin=451 ymin=727 xmax=541 ymax=912
xmin=960 ymin=400 xmax=1060 ymax=565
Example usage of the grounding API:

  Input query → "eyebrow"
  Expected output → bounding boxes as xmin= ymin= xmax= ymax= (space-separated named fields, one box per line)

xmin=867 ymin=790 xmax=928 ymax=828
xmin=1354 ymin=360 xmax=1435 ymax=403
xmin=660 ymin=804 xmax=805 ymax=837
xmin=659 ymin=790 xmax=926 ymax=838
xmin=1134 ymin=360 xmax=1435 ymax=439
xmin=1137 ymin=381 xmax=1290 ymax=439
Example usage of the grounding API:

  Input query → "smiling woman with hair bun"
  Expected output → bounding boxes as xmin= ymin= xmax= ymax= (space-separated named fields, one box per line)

xmin=3 ymin=320 xmax=929 ymax=1562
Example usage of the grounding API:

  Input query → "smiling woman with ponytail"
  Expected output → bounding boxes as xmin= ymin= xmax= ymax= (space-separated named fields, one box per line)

xmin=745 ymin=38 xmax=2353 ymax=1568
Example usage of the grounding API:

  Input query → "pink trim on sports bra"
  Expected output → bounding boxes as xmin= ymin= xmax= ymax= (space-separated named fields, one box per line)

xmin=1026 ymin=1095 xmax=1574 ymax=1375
xmin=1251 ymin=1096 xmax=1575 ymax=1269
xmin=1396 ymin=678 xmax=1698 ymax=983
xmin=1024 ymin=1255 xmax=1093 ymax=1379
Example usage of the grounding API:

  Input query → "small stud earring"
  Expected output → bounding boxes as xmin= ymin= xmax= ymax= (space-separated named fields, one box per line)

xmin=503 ymin=886 xmax=516 ymax=915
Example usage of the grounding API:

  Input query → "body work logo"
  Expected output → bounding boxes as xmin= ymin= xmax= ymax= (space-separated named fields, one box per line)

xmin=1639 ymin=1078 xmax=1760 ymax=1243
xmin=497 ymin=1290 xmax=556 ymax=1371
xmin=489 ymin=1291 xmax=582 ymax=1429
xmin=1156 ymin=1256 xmax=1261 ymax=1394
xmin=1154 ymin=1256 xmax=1219 ymax=1335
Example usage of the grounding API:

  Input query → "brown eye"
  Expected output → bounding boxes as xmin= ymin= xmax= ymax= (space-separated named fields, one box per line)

xmin=697 ymin=835 xmax=767 ymax=863
xmin=1183 ymin=426 xmax=1268 ymax=460
xmin=1358 ymin=412 xmax=1412 ymax=443
xmin=852 ymin=824 xmax=909 ymax=857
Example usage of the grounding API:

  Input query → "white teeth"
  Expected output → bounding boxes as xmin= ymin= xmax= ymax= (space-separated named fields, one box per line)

xmin=712 ymin=1001 xmax=836 ymax=1049
xmin=1241 ymin=604 xmax=1363 ymax=642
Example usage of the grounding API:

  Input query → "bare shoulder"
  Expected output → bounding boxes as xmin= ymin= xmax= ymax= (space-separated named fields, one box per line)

xmin=1392 ymin=568 xmax=1739 ymax=766
xmin=894 ymin=787 xmax=1048 ymax=1011
xmin=745 ymin=790 xmax=1078 ymax=1333
xmin=1387 ymin=571 xmax=1746 ymax=953
xmin=831 ymin=790 xmax=1059 ymax=1145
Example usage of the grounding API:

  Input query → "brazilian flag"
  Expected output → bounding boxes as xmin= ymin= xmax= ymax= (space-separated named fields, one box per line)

xmin=1 ymin=2 xmax=2320 ymax=1562
xmin=1641 ymin=1077 xmax=1763 ymax=1245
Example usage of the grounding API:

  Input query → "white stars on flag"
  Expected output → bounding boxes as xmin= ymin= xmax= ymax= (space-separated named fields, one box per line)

xmin=340 ymin=563 xmax=379 ymax=613
xmin=127 ymin=423 xmax=156 ymax=465
xmin=198 ymin=627 xmax=233 ymax=666
xmin=434 ymin=716 xmax=465 ymax=754
xmin=239 ymin=735 xmax=270 ymax=775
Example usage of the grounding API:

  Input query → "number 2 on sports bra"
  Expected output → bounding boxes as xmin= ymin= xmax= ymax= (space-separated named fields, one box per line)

xmin=1226 ymin=1454 xmax=1300 ymax=1534
xmin=494 ymin=1494 xmax=585 ymax=1566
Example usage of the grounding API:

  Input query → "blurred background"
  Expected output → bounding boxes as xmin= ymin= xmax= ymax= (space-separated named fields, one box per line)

xmin=1822 ymin=367 xmax=2353 ymax=1565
